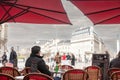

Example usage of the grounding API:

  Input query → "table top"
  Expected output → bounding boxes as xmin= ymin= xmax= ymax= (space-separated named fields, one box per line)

xmin=15 ymin=76 xmax=24 ymax=80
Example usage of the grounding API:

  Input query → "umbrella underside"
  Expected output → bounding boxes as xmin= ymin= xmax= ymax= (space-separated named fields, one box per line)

xmin=0 ymin=0 xmax=71 ymax=24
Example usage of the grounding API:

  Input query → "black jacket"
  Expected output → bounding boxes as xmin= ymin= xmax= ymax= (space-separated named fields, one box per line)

xmin=25 ymin=55 xmax=51 ymax=76
xmin=109 ymin=57 xmax=120 ymax=68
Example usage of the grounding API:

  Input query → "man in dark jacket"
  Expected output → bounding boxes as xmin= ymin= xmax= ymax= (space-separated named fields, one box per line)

xmin=109 ymin=51 xmax=120 ymax=68
xmin=25 ymin=46 xmax=51 ymax=76
xmin=9 ymin=47 xmax=17 ymax=68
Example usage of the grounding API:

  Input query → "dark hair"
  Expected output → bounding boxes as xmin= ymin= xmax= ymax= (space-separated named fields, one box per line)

xmin=31 ymin=46 xmax=41 ymax=56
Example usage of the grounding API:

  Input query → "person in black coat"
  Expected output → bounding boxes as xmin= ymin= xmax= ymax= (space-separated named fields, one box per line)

xmin=2 ymin=52 xmax=8 ymax=66
xmin=9 ymin=47 xmax=17 ymax=68
xmin=25 ymin=46 xmax=51 ymax=76
xmin=109 ymin=51 xmax=120 ymax=68
xmin=71 ymin=53 xmax=75 ymax=66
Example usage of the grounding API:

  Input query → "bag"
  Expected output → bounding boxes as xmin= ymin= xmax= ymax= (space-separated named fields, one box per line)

xmin=5 ymin=62 xmax=13 ymax=67
xmin=54 ymin=77 xmax=61 ymax=80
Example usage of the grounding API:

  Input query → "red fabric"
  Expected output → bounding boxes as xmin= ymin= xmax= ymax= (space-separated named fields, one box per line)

xmin=0 ymin=76 xmax=8 ymax=80
xmin=62 ymin=55 xmax=66 ymax=60
xmin=0 ymin=0 xmax=71 ymax=24
xmin=12 ymin=0 xmax=65 ymax=12
xmin=29 ymin=75 xmax=48 ymax=80
xmin=68 ymin=70 xmax=85 ymax=74
xmin=70 ymin=0 xmax=120 ymax=24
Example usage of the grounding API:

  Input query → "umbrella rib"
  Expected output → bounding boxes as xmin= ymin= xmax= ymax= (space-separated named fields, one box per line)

xmin=0 ymin=8 xmax=30 ymax=24
xmin=95 ymin=14 xmax=120 ymax=24
xmin=0 ymin=4 xmax=16 ymax=23
xmin=11 ymin=4 xmax=71 ymax=24
xmin=86 ymin=7 xmax=120 ymax=15
xmin=1 ymin=6 xmax=71 ymax=24
xmin=0 ymin=1 xmax=71 ymax=24
xmin=3 ymin=1 xmax=66 ymax=14
xmin=0 ymin=0 xmax=17 ymax=22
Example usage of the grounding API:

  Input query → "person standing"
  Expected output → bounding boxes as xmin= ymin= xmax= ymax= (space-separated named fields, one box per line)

xmin=66 ymin=53 xmax=71 ymax=60
xmin=61 ymin=53 xmax=66 ymax=60
xmin=25 ymin=46 xmax=51 ymax=76
xmin=71 ymin=53 xmax=75 ymax=66
xmin=54 ymin=52 xmax=61 ymax=64
xmin=2 ymin=52 xmax=8 ymax=66
xmin=9 ymin=47 xmax=17 ymax=68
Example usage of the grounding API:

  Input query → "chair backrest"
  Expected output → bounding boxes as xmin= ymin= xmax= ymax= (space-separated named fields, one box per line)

xmin=20 ymin=67 xmax=31 ymax=76
xmin=63 ymin=69 xmax=88 ymax=80
xmin=23 ymin=73 xmax=53 ymax=80
xmin=0 ymin=73 xmax=15 ymax=80
xmin=0 ymin=66 xmax=21 ymax=77
xmin=108 ymin=68 xmax=120 ymax=79
xmin=84 ymin=65 xmax=101 ymax=80
xmin=111 ymin=71 xmax=120 ymax=80
xmin=61 ymin=65 xmax=74 ymax=71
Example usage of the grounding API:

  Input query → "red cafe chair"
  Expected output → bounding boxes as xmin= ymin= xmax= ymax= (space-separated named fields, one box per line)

xmin=0 ymin=66 xmax=20 ymax=77
xmin=23 ymin=73 xmax=53 ymax=80
xmin=108 ymin=68 xmax=120 ymax=80
xmin=63 ymin=69 xmax=88 ymax=80
xmin=61 ymin=65 xmax=74 ymax=71
xmin=0 ymin=73 xmax=15 ymax=80
xmin=84 ymin=65 xmax=101 ymax=80
xmin=111 ymin=71 xmax=120 ymax=80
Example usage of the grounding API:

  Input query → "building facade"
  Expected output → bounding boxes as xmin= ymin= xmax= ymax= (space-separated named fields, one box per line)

xmin=71 ymin=27 xmax=105 ymax=62
xmin=0 ymin=24 xmax=8 ymax=54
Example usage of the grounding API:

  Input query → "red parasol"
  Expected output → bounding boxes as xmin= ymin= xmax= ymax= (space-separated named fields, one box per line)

xmin=0 ymin=0 xmax=71 ymax=24
xmin=69 ymin=0 xmax=120 ymax=24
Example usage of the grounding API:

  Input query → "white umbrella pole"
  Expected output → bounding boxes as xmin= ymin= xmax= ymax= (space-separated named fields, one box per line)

xmin=117 ymin=39 xmax=120 ymax=53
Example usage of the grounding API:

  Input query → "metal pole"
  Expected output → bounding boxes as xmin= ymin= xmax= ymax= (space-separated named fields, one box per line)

xmin=117 ymin=34 xmax=120 ymax=53
xmin=117 ymin=39 xmax=120 ymax=53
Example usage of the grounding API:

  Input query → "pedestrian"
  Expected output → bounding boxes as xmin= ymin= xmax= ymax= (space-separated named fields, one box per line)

xmin=2 ymin=52 xmax=8 ymax=66
xmin=54 ymin=52 xmax=61 ymax=64
xmin=9 ymin=47 xmax=17 ymax=68
xmin=71 ymin=53 xmax=75 ymax=66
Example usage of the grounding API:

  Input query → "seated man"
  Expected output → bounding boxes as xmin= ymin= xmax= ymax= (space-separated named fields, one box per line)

xmin=25 ymin=46 xmax=51 ymax=76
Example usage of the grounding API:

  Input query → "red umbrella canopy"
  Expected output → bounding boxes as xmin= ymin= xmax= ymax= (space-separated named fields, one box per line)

xmin=0 ymin=0 xmax=71 ymax=24
xmin=69 ymin=0 xmax=120 ymax=24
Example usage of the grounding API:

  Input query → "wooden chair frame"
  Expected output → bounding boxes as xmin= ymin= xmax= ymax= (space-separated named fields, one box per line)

xmin=23 ymin=73 xmax=53 ymax=80
xmin=108 ymin=68 xmax=120 ymax=80
xmin=63 ymin=69 xmax=88 ymax=80
xmin=0 ymin=73 xmax=15 ymax=80
xmin=84 ymin=65 xmax=101 ymax=80
xmin=0 ymin=66 xmax=21 ymax=77
xmin=111 ymin=71 xmax=120 ymax=80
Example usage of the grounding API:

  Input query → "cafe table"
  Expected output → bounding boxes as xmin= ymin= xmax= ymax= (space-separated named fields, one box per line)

xmin=50 ymin=69 xmax=65 ymax=77
xmin=15 ymin=76 xmax=24 ymax=80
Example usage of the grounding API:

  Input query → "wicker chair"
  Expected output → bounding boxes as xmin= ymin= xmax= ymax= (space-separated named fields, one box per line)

xmin=84 ymin=65 xmax=101 ymax=80
xmin=108 ymin=68 xmax=120 ymax=80
xmin=20 ymin=67 xmax=41 ymax=76
xmin=63 ymin=69 xmax=88 ymax=80
xmin=0 ymin=66 xmax=21 ymax=77
xmin=23 ymin=73 xmax=53 ymax=80
xmin=61 ymin=65 xmax=74 ymax=71
xmin=111 ymin=71 xmax=120 ymax=80
xmin=0 ymin=73 xmax=15 ymax=80
xmin=20 ymin=67 xmax=31 ymax=76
